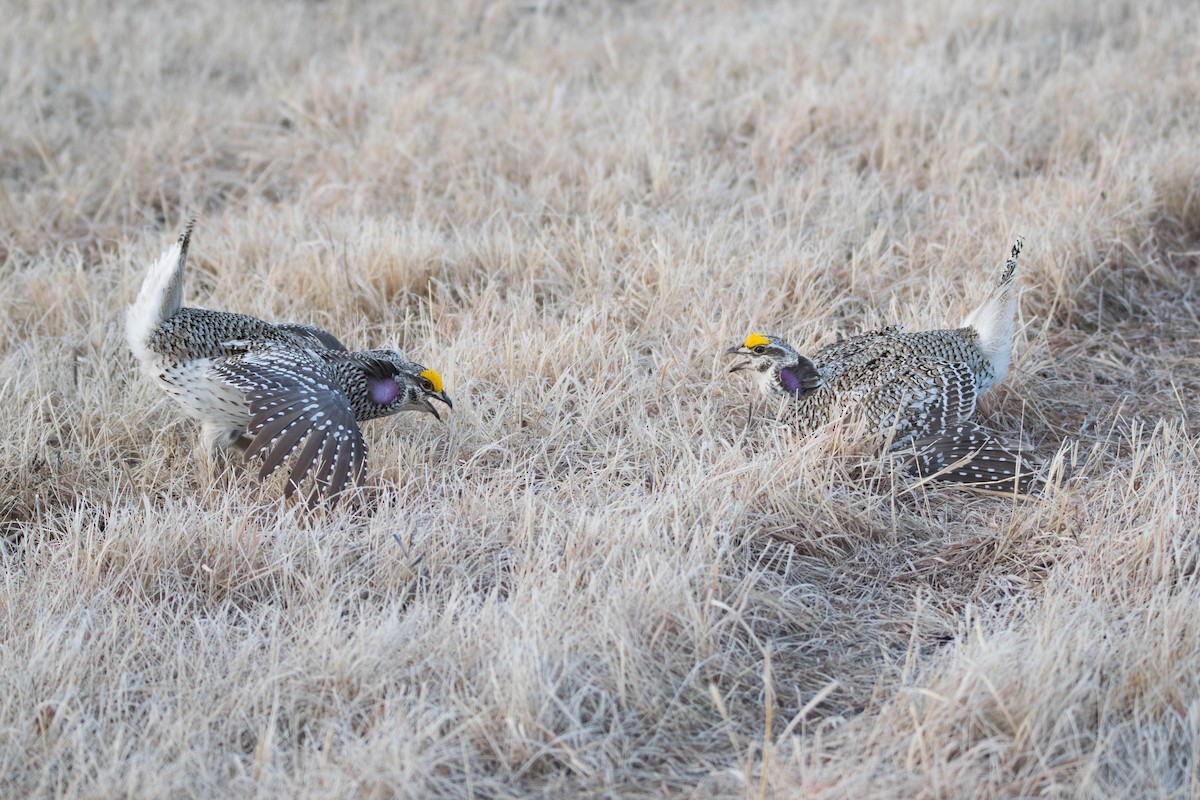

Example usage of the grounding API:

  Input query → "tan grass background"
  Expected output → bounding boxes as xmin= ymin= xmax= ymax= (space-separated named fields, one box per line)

xmin=3 ymin=0 xmax=1200 ymax=796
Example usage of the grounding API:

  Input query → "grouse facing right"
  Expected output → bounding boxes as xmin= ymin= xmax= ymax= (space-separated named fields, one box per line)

xmin=727 ymin=237 xmax=1043 ymax=493
xmin=127 ymin=221 xmax=452 ymax=505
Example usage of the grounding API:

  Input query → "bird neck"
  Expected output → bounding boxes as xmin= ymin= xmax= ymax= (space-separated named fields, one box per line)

xmin=775 ymin=356 xmax=821 ymax=398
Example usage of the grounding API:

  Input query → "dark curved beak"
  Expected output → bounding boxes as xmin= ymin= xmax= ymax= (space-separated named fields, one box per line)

xmin=725 ymin=345 xmax=752 ymax=372
xmin=420 ymin=391 xmax=453 ymax=420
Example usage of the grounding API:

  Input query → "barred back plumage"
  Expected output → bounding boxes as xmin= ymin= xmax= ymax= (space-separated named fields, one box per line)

xmin=728 ymin=238 xmax=1046 ymax=494
xmin=127 ymin=222 xmax=452 ymax=505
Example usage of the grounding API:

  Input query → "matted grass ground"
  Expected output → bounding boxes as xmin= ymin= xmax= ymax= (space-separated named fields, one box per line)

xmin=2 ymin=0 xmax=1199 ymax=796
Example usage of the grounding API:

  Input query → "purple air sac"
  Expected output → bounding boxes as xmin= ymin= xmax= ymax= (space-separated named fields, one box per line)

xmin=778 ymin=367 xmax=805 ymax=397
xmin=369 ymin=378 xmax=400 ymax=405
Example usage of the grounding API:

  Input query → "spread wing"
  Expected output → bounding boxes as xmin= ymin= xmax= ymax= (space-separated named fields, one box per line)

xmin=901 ymin=421 xmax=1044 ymax=494
xmin=211 ymin=344 xmax=366 ymax=504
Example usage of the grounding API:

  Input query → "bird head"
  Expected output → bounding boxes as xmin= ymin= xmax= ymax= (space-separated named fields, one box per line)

xmin=725 ymin=333 xmax=820 ymax=398
xmin=355 ymin=351 xmax=454 ymax=421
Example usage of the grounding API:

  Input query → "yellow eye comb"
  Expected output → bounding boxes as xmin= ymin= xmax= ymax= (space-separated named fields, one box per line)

xmin=419 ymin=369 xmax=444 ymax=393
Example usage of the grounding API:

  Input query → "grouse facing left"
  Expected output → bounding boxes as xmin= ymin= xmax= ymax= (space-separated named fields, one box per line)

xmin=726 ymin=238 xmax=1044 ymax=494
xmin=126 ymin=221 xmax=452 ymax=504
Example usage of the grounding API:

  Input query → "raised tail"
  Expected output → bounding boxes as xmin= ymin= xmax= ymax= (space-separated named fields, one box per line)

xmin=900 ymin=421 xmax=1045 ymax=495
xmin=961 ymin=236 xmax=1024 ymax=390
xmin=126 ymin=219 xmax=194 ymax=366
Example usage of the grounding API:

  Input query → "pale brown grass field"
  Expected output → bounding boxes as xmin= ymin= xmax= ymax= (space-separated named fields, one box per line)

xmin=2 ymin=0 xmax=1199 ymax=797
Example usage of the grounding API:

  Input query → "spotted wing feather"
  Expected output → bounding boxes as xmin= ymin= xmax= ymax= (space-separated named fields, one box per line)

xmin=211 ymin=345 xmax=367 ymax=503
xmin=904 ymin=421 xmax=1043 ymax=494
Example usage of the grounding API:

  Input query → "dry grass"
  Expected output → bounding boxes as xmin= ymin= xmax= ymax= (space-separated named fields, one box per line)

xmin=2 ymin=0 xmax=1199 ymax=796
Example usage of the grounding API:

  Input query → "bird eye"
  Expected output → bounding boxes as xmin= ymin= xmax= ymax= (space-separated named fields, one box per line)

xmin=420 ymin=378 xmax=434 ymax=392
xmin=752 ymin=345 xmax=767 ymax=355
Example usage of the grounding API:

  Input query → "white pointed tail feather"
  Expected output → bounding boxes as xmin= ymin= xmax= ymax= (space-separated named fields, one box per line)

xmin=962 ymin=236 xmax=1023 ymax=390
xmin=126 ymin=223 xmax=192 ymax=370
